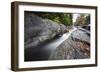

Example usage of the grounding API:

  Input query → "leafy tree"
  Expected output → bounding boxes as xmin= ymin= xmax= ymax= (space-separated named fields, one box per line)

xmin=74 ymin=14 xmax=90 ymax=26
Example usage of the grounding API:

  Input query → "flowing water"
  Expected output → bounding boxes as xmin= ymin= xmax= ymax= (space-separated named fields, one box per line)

xmin=44 ymin=27 xmax=77 ymax=50
xmin=25 ymin=27 xmax=78 ymax=61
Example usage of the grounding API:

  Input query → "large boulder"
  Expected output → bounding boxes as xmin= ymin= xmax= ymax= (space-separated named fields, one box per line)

xmin=49 ymin=28 xmax=90 ymax=60
xmin=24 ymin=12 xmax=68 ymax=49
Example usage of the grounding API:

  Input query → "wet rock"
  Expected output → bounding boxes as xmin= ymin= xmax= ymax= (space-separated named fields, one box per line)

xmin=49 ymin=28 xmax=90 ymax=60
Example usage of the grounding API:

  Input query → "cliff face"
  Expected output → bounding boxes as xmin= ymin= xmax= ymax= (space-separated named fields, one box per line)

xmin=24 ymin=12 xmax=68 ymax=49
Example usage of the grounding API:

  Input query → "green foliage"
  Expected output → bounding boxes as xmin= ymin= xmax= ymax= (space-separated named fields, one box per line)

xmin=34 ymin=12 xmax=72 ymax=26
xmin=61 ymin=14 xmax=72 ymax=26
xmin=85 ymin=15 xmax=90 ymax=25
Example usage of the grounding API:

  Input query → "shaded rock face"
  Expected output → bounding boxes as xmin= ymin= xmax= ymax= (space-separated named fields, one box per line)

xmin=49 ymin=29 xmax=90 ymax=60
xmin=24 ymin=12 xmax=68 ymax=49
xmin=82 ymin=25 xmax=90 ymax=31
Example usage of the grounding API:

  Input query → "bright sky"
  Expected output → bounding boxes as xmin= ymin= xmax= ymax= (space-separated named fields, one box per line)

xmin=73 ymin=14 xmax=80 ymax=23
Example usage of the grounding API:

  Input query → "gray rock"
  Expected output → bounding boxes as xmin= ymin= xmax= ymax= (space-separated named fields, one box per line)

xmin=49 ymin=28 xmax=90 ymax=60
xmin=71 ymin=29 xmax=90 ymax=43
xmin=24 ymin=12 xmax=68 ymax=49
